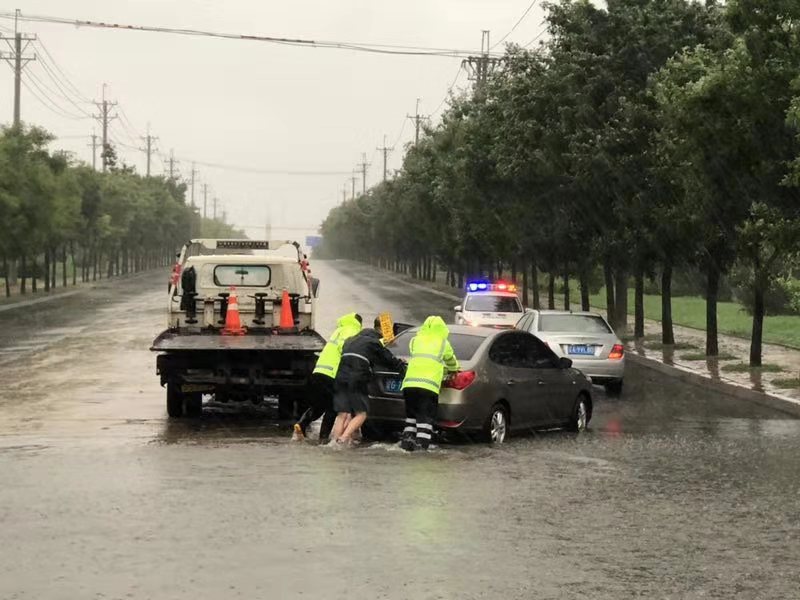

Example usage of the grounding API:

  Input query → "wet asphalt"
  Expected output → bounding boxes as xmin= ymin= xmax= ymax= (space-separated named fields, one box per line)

xmin=0 ymin=261 xmax=798 ymax=600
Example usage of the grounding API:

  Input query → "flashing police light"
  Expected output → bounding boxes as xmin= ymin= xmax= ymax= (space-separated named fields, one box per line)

xmin=467 ymin=280 xmax=518 ymax=293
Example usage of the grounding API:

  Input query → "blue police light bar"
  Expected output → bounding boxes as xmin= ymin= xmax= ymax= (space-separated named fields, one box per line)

xmin=467 ymin=280 xmax=518 ymax=293
xmin=467 ymin=281 xmax=489 ymax=292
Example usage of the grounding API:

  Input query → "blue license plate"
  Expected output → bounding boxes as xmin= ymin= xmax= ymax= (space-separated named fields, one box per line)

xmin=385 ymin=378 xmax=402 ymax=393
xmin=568 ymin=345 xmax=594 ymax=356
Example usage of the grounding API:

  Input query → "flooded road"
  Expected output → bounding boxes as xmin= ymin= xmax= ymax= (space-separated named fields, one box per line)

xmin=1 ymin=262 xmax=798 ymax=599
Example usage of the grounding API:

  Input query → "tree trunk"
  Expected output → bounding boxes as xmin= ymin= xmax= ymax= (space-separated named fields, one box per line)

xmin=521 ymin=259 xmax=529 ymax=308
xmin=20 ymin=254 xmax=27 ymax=295
xmin=431 ymin=260 xmax=437 ymax=284
xmin=604 ymin=261 xmax=616 ymax=329
xmin=705 ymin=263 xmax=720 ymax=356
xmin=661 ymin=262 xmax=675 ymax=345
xmin=92 ymin=248 xmax=97 ymax=281
xmin=614 ymin=269 xmax=628 ymax=333
xmin=3 ymin=255 xmax=9 ymax=297
xmin=31 ymin=257 xmax=38 ymax=293
xmin=531 ymin=261 xmax=540 ymax=309
xmin=634 ymin=268 xmax=645 ymax=339
xmin=579 ymin=266 xmax=590 ymax=311
xmin=62 ymin=246 xmax=68 ymax=288
xmin=563 ymin=272 xmax=570 ymax=310
xmin=547 ymin=272 xmax=555 ymax=310
xmin=511 ymin=260 xmax=517 ymax=284
xmin=51 ymin=248 xmax=57 ymax=290
xmin=497 ymin=261 xmax=503 ymax=279
xmin=750 ymin=267 xmax=765 ymax=367
xmin=44 ymin=249 xmax=51 ymax=293
xmin=70 ymin=242 xmax=77 ymax=286
xmin=108 ymin=251 xmax=115 ymax=279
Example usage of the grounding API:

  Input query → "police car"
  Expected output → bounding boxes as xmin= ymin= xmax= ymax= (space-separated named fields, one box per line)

xmin=454 ymin=281 xmax=524 ymax=329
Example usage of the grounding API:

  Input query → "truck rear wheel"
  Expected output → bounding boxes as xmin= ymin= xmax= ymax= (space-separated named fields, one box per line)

xmin=184 ymin=393 xmax=203 ymax=418
xmin=166 ymin=383 xmax=184 ymax=418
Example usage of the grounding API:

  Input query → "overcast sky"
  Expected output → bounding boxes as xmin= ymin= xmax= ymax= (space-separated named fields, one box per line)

xmin=0 ymin=1 xmax=549 ymax=239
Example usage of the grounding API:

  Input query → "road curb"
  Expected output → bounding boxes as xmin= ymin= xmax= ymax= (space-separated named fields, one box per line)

xmin=627 ymin=353 xmax=800 ymax=418
xmin=349 ymin=261 xmax=800 ymax=418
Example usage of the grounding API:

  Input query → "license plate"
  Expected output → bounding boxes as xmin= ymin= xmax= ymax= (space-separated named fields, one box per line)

xmin=385 ymin=378 xmax=402 ymax=393
xmin=568 ymin=345 xmax=594 ymax=356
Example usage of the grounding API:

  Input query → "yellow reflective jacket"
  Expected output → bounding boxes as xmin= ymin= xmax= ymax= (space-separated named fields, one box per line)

xmin=313 ymin=313 xmax=362 ymax=379
xmin=401 ymin=316 xmax=460 ymax=394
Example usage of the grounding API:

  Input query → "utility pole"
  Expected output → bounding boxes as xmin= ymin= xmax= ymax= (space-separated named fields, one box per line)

xmin=0 ymin=11 xmax=36 ymax=126
xmin=167 ymin=149 xmax=179 ymax=180
xmin=350 ymin=173 xmax=358 ymax=200
xmin=407 ymin=98 xmax=425 ymax=145
xmin=377 ymin=135 xmax=393 ymax=182
xmin=357 ymin=153 xmax=370 ymax=196
xmin=463 ymin=31 xmax=504 ymax=94
xmin=189 ymin=162 xmax=198 ymax=209
xmin=342 ymin=184 xmax=347 ymax=204
xmin=140 ymin=125 xmax=158 ymax=177
xmin=88 ymin=132 xmax=99 ymax=171
xmin=94 ymin=85 xmax=118 ymax=172
xmin=213 ymin=196 xmax=218 ymax=220
xmin=202 ymin=183 xmax=208 ymax=219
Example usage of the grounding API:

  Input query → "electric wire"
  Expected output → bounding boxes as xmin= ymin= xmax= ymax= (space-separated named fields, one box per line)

xmin=491 ymin=0 xmax=540 ymax=50
xmin=173 ymin=156 xmax=352 ymax=176
xmin=0 ymin=11 xmax=501 ymax=58
xmin=33 ymin=39 xmax=93 ymax=103
xmin=523 ymin=24 xmax=549 ymax=48
xmin=30 ymin=60 xmax=93 ymax=117
xmin=20 ymin=70 xmax=86 ymax=120
xmin=430 ymin=64 xmax=465 ymax=117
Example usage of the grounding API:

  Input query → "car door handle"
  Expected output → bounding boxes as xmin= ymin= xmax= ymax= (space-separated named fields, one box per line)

xmin=537 ymin=379 xmax=546 ymax=386
xmin=507 ymin=379 xmax=517 ymax=386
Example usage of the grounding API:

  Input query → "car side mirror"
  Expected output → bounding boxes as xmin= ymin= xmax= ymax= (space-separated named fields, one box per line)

xmin=454 ymin=305 xmax=462 ymax=312
xmin=557 ymin=357 xmax=573 ymax=369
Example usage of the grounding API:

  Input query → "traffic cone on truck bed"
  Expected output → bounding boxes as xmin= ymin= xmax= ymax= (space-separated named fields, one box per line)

xmin=222 ymin=287 xmax=246 ymax=336
xmin=279 ymin=289 xmax=295 ymax=331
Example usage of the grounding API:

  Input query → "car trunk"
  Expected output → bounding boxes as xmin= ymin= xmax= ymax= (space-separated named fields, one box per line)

xmin=540 ymin=334 xmax=616 ymax=360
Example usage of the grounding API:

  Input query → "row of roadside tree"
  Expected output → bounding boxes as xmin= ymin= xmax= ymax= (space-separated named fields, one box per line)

xmin=0 ymin=125 xmax=242 ymax=297
xmin=318 ymin=0 xmax=800 ymax=366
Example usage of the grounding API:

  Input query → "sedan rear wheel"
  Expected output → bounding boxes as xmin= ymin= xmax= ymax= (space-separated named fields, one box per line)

xmin=166 ymin=383 xmax=184 ymax=419
xmin=482 ymin=403 xmax=509 ymax=444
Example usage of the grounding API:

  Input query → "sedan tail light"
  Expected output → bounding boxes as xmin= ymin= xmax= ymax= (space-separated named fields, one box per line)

xmin=609 ymin=344 xmax=624 ymax=360
xmin=443 ymin=370 xmax=476 ymax=390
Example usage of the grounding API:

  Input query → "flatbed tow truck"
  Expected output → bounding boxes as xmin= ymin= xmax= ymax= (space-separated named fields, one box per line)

xmin=150 ymin=239 xmax=324 ymax=419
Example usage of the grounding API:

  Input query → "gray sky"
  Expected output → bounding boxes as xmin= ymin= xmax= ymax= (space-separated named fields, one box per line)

xmin=0 ymin=0 xmax=549 ymax=239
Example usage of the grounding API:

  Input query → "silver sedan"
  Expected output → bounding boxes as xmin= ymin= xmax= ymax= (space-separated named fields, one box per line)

xmin=367 ymin=325 xmax=593 ymax=443
xmin=516 ymin=310 xmax=625 ymax=395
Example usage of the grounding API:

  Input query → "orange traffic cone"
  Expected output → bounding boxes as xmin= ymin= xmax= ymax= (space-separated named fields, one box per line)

xmin=222 ymin=287 xmax=246 ymax=336
xmin=279 ymin=289 xmax=295 ymax=330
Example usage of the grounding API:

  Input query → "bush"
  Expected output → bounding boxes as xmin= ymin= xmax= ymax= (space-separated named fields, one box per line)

xmin=730 ymin=263 xmax=800 ymax=316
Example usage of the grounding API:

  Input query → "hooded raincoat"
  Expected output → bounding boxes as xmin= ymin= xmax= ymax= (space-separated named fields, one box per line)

xmin=312 ymin=313 xmax=362 ymax=379
xmin=401 ymin=316 xmax=460 ymax=394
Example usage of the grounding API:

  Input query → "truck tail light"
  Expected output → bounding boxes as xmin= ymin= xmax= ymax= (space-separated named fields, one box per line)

xmin=609 ymin=344 xmax=624 ymax=360
xmin=443 ymin=371 xmax=476 ymax=390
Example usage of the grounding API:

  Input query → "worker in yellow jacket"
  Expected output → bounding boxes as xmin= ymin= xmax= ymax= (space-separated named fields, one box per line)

xmin=292 ymin=313 xmax=362 ymax=442
xmin=400 ymin=316 xmax=459 ymax=451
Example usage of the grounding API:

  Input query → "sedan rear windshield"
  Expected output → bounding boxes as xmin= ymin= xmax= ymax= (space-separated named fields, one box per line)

xmin=387 ymin=331 xmax=485 ymax=361
xmin=213 ymin=265 xmax=271 ymax=287
xmin=464 ymin=295 xmax=522 ymax=313
xmin=538 ymin=314 xmax=611 ymax=334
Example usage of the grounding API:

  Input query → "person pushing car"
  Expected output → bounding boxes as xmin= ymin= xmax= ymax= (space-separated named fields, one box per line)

xmin=400 ymin=316 xmax=460 ymax=451
xmin=330 ymin=318 xmax=406 ymax=446
xmin=292 ymin=313 xmax=363 ymax=442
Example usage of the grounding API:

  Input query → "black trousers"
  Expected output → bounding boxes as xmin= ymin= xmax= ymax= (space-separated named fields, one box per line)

xmin=402 ymin=387 xmax=438 ymax=448
xmin=297 ymin=373 xmax=336 ymax=440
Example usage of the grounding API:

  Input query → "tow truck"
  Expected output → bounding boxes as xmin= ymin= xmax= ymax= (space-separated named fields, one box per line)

xmin=150 ymin=239 xmax=324 ymax=419
xmin=453 ymin=280 xmax=525 ymax=329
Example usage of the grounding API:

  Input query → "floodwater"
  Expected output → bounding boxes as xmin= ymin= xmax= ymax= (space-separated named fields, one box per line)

xmin=0 ymin=261 xmax=798 ymax=599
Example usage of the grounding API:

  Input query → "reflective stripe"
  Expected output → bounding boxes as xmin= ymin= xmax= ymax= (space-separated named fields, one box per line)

xmin=314 ymin=364 xmax=335 ymax=371
xmin=403 ymin=427 xmax=416 ymax=434
xmin=342 ymin=353 xmax=370 ymax=364
xmin=412 ymin=353 xmax=444 ymax=363
xmin=417 ymin=431 xmax=432 ymax=440
xmin=405 ymin=418 xmax=416 ymax=424
xmin=417 ymin=423 xmax=433 ymax=430
xmin=402 ymin=377 xmax=440 ymax=388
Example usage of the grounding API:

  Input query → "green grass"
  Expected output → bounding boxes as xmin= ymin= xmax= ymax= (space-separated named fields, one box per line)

xmin=588 ymin=288 xmax=800 ymax=349
xmin=721 ymin=362 xmax=785 ymax=373
xmin=771 ymin=377 xmax=800 ymax=389
xmin=680 ymin=352 xmax=738 ymax=361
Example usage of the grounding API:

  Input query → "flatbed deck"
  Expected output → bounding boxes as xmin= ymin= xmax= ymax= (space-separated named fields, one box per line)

xmin=150 ymin=330 xmax=325 ymax=353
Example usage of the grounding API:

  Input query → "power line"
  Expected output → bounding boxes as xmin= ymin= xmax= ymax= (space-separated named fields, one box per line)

xmin=0 ymin=11 xmax=502 ymax=59
xmin=173 ymin=156 xmax=352 ymax=176
xmin=20 ymin=70 xmax=85 ymax=120
xmin=523 ymin=24 xmax=549 ymax=48
xmin=28 ymin=61 xmax=92 ymax=117
xmin=33 ymin=38 xmax=92 ymax=103
xmin=491 ymin=0 xmax=540 ymax=50
xmin=430 ymin=64 xmax=465 ymax=117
